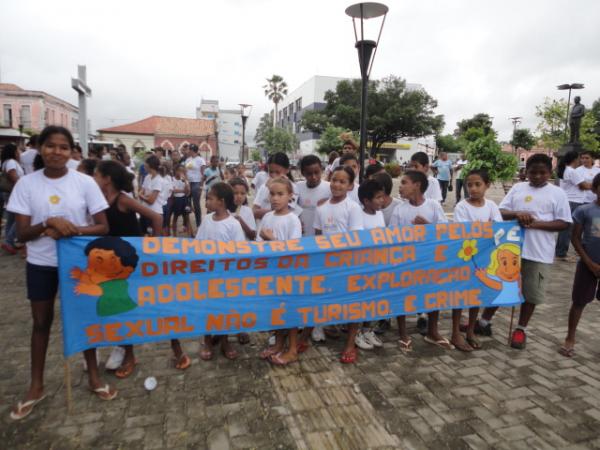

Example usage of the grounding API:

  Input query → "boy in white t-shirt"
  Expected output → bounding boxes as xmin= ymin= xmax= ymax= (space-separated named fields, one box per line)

xmin=478 ymin=154 xmax=571 ymax=349
xmin=373 ymin=172 xmax=402 ymax=227
xmin=390 ymin=170 xmax=451 ymax=351
xmin=409 ymin=151 xmax=442 ymax=203
xmin=340 ymin=153 xmax=361 ymax=204
xmin=296 ymin=155 xmax=330 ymax=236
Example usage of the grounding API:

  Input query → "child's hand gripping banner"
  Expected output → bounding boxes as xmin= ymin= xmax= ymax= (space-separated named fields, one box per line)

xmin=58 ymin=221 xmax=523 ymax=356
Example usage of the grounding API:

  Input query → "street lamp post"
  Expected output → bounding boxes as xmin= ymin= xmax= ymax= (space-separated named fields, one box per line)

xmin=557 ymin=83 xmax=584 ymax=139
xmin=509 ymin=116 xmax=522 ymax=154
xmin=345 ymin=2 xmax=388 ymax=183
xmin=239 ymin=104 xmax=252 ymax=164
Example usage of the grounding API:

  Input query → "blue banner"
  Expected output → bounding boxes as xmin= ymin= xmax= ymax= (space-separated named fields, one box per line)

xmin=58 ymin=221 xmax=523 ymax=356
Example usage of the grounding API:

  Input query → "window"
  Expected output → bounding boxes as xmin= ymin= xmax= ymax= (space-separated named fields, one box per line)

xmin=71 ymin=117 xmax=78 ymax=131
xmin=283 ymin=106 xmax=287 ymax=118
xmin=44 ymin=109 xmax=49 ymax=127
xmin=288 ymin=103 xmax=294 ymax=115
xmin=296 ymin=97 xmax=302 ymax=111
xmin=2 ymin=104 xmax=13 ymax=127
xmin=20 ymin=105 xmax=31 ymax=128
xmin=51 ymin=110 xmax=55 ymax=124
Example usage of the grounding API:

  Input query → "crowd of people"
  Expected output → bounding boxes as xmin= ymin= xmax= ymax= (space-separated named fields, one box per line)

xmin=2 ymin=126 xmax=599 ymax=421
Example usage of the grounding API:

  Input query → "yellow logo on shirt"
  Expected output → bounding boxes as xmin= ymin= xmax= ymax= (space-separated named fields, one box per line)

xmin=49 ymin=195 xmax=61 ymax=205
xmin=524 ymin=195 xmax=533 ymax=203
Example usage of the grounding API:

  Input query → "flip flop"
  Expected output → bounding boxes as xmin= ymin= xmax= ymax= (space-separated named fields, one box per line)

xmin=221 ymin=347 xmax=239 ymax=360
xmin=559 ymin=346 xmax=575 ymax=358
xmin=174 ymin=354 xmax=191 ymax=370
xmin=340 ymin=348 xmax=357 ymax=364
xmin=199 ymin=344 xmax=214 ymax=361
xmin=269 ymin=353 xmax=298 ymax=366
xmin=451 ymin=339 xmax=474 ymax=353
xmin=115 ymin=358 xmax=137 ymax=379
xmin=398 ymin=338 xmax=413 ymax=353
xmin=423 ymin=336 xmax=455 ymax=350
xmin=466 ymin=336 xmax=481 ymax=350
xmin=259 ymin=346 xmax=280 ymax=360
xmin=10 ymin=394 xmax=47 ymax=420
xmin=90 ymin=384 xmax=118 ymax=401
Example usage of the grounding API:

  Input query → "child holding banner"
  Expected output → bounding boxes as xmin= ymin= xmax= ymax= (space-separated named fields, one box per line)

xmin=253 ymin=153 xmax=298 ymax=219
xmin=7 ymin=126 xmax=116 ymax=420
xmin=93 ymin=160 xmax=191 ymax=376
xmin=310 ymin=166 xmax=364 ymax=363
xmin=452 ymin=169 xmax=503 ymax=352
xmin=390 ymin=170 xmax=452 ymax=351
xmin=257 ymin=177 xmax=303 ymax=365
xmin=296 ymin=155 xmax=330 ymax=237
xmin=197 ymin=182 xmax=245 ymax=360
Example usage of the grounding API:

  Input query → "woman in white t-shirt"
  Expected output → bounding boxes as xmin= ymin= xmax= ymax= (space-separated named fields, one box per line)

xmin=1 ymin=143 xmax=25 ymax=254
xmin=138 ymin=155 xmax=164 ymax=235
xmin=556 ymin=150 xmax=591 ymax=259
xmin=7 ymin=126 xmax=115 ymax=420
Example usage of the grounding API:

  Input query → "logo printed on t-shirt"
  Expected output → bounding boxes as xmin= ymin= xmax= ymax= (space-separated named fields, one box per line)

xmin=524 ymin=195 xmax=533 ymax=203
xmin=49 ymin=195 xmax=60 ymax=205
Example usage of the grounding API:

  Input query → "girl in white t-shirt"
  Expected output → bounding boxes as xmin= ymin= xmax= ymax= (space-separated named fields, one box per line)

xmin=311 ymin=166 xmax=364 ymax=364
xmin=138 ymin=155 xmax=164 ymax=235
xmin=170 ymin=165 xmax=192 ymax=237
xmin=258 ymin=178 xmax=303 ymax=366
xmin=340 ymin=153 xmax=361 ymax=204
xmin=7 ymin=126 xmax=116 ymax=420
xmin=390 ymin=170 xmax=451 ymax=351
xmin=196 ymin=182 xmax=245 ymax=361
xmin=1 ymin=143 xmax=25 ymax=254
xmin=253 ymin=152 xmax=298 ymax=219
xmin=452 ymin=169 xmax=503 ymax=352
xmin=230 ymin=177 xmax=257 ymax=241
xmin=297 ymin=154 xmax=330 ymax=236
xmin=159 ymin=165 xmax=174 ymax=235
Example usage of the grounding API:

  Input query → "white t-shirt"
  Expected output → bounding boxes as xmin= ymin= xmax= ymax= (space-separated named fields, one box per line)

xmin=454 ymin=199 xmax=503 ymax=223
xmin=348 ymin=184 xmax=360 ymax=204
xmin=425 ymin=176 xmax=443 ymax=202
xmin=253 ymin=181 xmax=301 ymax=214
xmin=185 ymin=156 xmax=205 ymax=183
xmin=389 ymin=198 xmax=448 ymax=227
xmin=258 ymin=211 xmax=302 ymax=241
xmin=362 ymin=210 xmax=385 ymax=230
xmin=314 ymin=197 xmax=364 ymax=235
xmin=7 ymin=169 xmax=108 ymax=267
xmin=141 ymin=174 xmax=165 ymax=214
xmin=236 ymin=205 xmax=257 ymax=231
xmin=330 ymin=157 xmax=341 ymax=172
xmin=296 ymin=180 xmax=331 ymax=236
xmin=66 ymin=159 xmax=80 ymax=170
xmin=20 ymin=148 xmax=38 ymax=175
xmin=195 ymin=213 xmax=245 ymax=242
xmin=159 ymin=175 xmax=174 ymax=205
xmin=253 ymin=171 xmax=268 ymax=192
xmin=2 ymin=159 xmax=24 ymax=180
xmin=499 ymin=182 xmax=572 ymax=264
xmin=382 ymin=197 xmax=402 ymax=226
xmin=576 ymin=165 xmax=600 ymax=203
xmin=560 ymin=166 xmax=586 ymax=203
xmin=172 ymin=178 xmax=187 ymax=198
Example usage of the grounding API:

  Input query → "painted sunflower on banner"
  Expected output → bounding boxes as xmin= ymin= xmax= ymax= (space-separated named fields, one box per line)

xmin=457 ymin=240 xmax=478 ymax=262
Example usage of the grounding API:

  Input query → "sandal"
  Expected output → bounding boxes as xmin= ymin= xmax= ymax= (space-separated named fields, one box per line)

xmin=423 ymin=336 xmax=455 ymax=350
xmin=221 ymin=347 xmax=239 ymax=360
xmin=466 ymin=337 xmax=481 ymax=350
xmin=269 ymin=353 xmax=298 ymax=366
xmin=9 ymin=394 xmax=47 ymax=421
xmin=90 ymin=384 xmax=118 ymax=401
xmin=237 ymin=333 xmax=250 ymax=345
xmin=115 ymin=358 xmax=137 ymax=378
xmin=398 ymin=338 xmax=413 ymax=353
xmin=340 ymin=347 xmax=357 ymax=364
xmin=260 ymin=346 xmax=280 ymax=360
xmin=559 ymin=346 xmax=575 ymax=358
xmin=199 ymin=344 xmax=214 ymax=361
xmin=451 ymin=339 xmax=474 ymax=353
xmin=174 ymin=354 xmax=191 ymax=370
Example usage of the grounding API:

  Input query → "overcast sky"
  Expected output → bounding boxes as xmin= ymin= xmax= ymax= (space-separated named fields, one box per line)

xmin=1 ymin=0 xmax=598 ymax=143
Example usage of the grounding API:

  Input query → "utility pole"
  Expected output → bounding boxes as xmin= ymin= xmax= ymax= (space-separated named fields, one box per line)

xmin=509 ymin=116 xmax=522 ymax=154
xmin=71 ymin=65 xmax=92 ymax=157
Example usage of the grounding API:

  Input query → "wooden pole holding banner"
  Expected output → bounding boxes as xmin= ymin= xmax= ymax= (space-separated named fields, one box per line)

xmin=64 ymin=359 xmax=73 ymax=414
xmin=507 ymin=306 xmax=515 ymax=346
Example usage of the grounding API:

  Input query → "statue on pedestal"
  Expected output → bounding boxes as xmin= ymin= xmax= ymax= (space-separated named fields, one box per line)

xmin=569 ymin=96 xmax=585 ymax=144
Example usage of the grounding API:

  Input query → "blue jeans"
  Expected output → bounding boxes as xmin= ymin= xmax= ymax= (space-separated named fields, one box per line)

xmin=555 ymin=201 xmax=582 ymax=258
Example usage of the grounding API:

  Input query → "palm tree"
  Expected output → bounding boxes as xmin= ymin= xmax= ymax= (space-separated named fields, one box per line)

xmin=263 ymin=75 xmax=288 ymax=128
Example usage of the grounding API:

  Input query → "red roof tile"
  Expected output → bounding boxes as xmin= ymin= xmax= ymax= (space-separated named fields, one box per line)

xmin=98 ymin=116 xmax=214 ymax=137
xmin=0 ymin=83 xmax=24 ymax=91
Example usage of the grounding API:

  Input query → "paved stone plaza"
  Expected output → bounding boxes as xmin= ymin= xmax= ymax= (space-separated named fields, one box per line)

xmin=1 ymin=184 xmax=600 ymax=449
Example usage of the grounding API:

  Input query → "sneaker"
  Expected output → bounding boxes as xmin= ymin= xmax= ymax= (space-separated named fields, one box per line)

xmin=311 ymin=326 xmax=326 ymax=342
xmin=105 ymin=346 xmax=125 ymax=370
xmin=355 ymin=331 xmax=374 ymax=350
xmin=374 ymin=319 xmax=391 ymax=335
xmin=474 ymin=321 xmax=493 ymax=337
xmin=510 ymin=329 xmax=526 ymax=350
xmin=416 ymin=316 xmax=427 ymax=335
xmin=363 ymin=330 xmax=383 ymax=348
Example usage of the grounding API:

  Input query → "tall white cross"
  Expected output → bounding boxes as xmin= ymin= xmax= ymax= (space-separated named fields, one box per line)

xmin=71 ymin=65 xmax=92 ymax=157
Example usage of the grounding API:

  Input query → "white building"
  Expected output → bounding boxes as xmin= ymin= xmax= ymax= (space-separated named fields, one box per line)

xmin=196 ymin=99 xmax=242 ymax=161
xmin=276 ymin=75 xmax=425 ymax=160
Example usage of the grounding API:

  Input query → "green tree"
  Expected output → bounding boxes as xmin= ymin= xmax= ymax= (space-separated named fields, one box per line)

xmin=263 ymin=75 xmax=288 ymax=127
xmin=535 ymin=97 xmax=599 ymax=152
xmin=455 ymin=113 xmax=494 ymax=137
xmin=510 ymin=128 xmax=536 ymax=151
xmin=250 ymin=149 xmax=262 ymax=161
xmin=263 ymin=127 xmax=298 ymax=154
xmin=254 ymin=113 xmax=273 ymax=148
xmin=302 ymin=76 xmax=444 ymax=157
xmin=435 ymin=134 xmax=462 ymax=154
xmin=316 ymin=126 xmax=352 ymax=155
xmin=300 ymin=110 xmax=329 ymax=135
xmin=591 ymin=98 xmax=600 ymax=137
xmin=462 ymin=131 xmax=518 ymax=182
